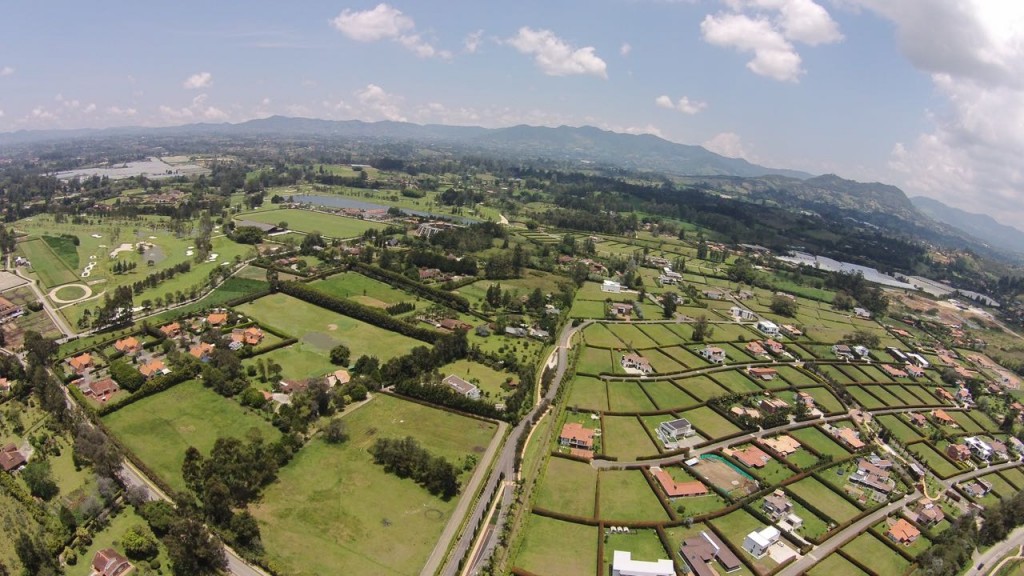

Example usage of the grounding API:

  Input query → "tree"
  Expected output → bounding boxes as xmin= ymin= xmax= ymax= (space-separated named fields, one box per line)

xmin=843 ymin=329 xmax=881 ymax=349
xmin=229 ymin=511 xmax=261 ymax=549
xmin=140 ymin=501 xmax=177 ymax=537
xmin=323 ymin=418 xmax=349 ymax=444
xmin=22 ymin=459 xmax=59 ymax=500
xmin=692 ymin=315 xmax=714 ymax=342
xmin=165 ymin=517 xmax=228 ymax=576
xmin=769 ymin=294 xmax=798 ymax=317
xmin=662 ymin=293 xmax=677 ymax=319
xmin=122 ymin=524 xmax=159 ymax=560
xmin=329 ymin=344 xmax=351 ymax=366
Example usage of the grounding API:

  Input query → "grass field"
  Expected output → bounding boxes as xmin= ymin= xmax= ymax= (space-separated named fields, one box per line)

xmin=240 ymin=208 xmax=381 ymax=238
xmin=806 ymin=553 xmax=868 ymax=576
xmin=599 ymin=470 xmax=669 ymax=522
xmin=236 ymin=293 xmax=423 ymax=364
xmin=909 ymin=442 xmax=961 ymax=478
xmin=312 ymin=272 xmax=412 ymax=307
xmin=877 ymin=414 xmax=925 ymax=443
xmin=675 ymin=375 xmax=730 ymax=401
xmin=438 ymin=359 xmax=515 ymax=400
xmin=841 ymin=533 xmax=910 ymax=575
xmin=78 ymin=506 xmax=170 ymax=575
xmin=566 ymin=376 xmax=608 ymax=411
xmin=578 ymin=347 xmax=617 ymax=375
xmin=602 ymin=530 xmax=670 ymax=570
xmin=253 ymin=394 xmax=496 ymax=576
xmin=791 ymin=426 xmax=852 ymax=459
xmin=788 ymin=477 xmax=862 ymax=522
xmin=641 ymin=380 xmax=699 ymax=410
xmin=535 ymin=457 xmax=598 ymax=518
xmin=607 ymin=382 xmax=657 ymax=412
xmin=582 ymin=323 xmax=626 ymax=348
xmin=103 ymin=379 xmax=282 ymax=492
xmin=603 ymin=415 xmax=659 ymax=459
xmin=41 ymin=234 xmax=80 ymax=269
xmin=681 ymin=406 xmax=742 ymax=437
xmin=516 ymin=515 xmax=597 ymax=576
xmin=18 ymin=237 xmax=78 ymax=287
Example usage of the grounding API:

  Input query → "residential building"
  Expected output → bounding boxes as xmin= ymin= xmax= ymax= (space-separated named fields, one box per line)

xmin=756 ymin=320 xmax=780 ymax=336
xmin=439 ymin=318 xmax=471 ymax=331
xmin=0 ymin=296 xmax=23 ymax=322
xmin=1010 ymin=436 xmax=1024 ymax=456
xmin=703 ymin=289 xmax=726 ymax=300
xmin=559 ymin=422 xmax=596 ymax=451
xmin=730 ymin=406 xmax=761 ymax=419
xmin=780 ymin=324 xmax=803 ymax=338
xmin=886 ymin=347 xmax=908 ymax=362
xmin=207 ymin=311 xmax=229 ymax=326
xmin=759 ymin=397 xmax=789 ymax=414
xmin=442 ymin=375 xmax=481 ymax=400
xmin=911 ymin=499 xmax=945 ymax=527
xmin=909 ymin=413 xmax=928 ymax=427
xmin=742 ymin=526 xmax=781 ymax=558
xmin=730 ymin=307 xmax=757 ymax=321
xmin=621 ymin=353 xmax=653 ymax=374
xmin=852 ymin=345 xmax=870 ymax=358
xmin=139 ymin=359 xmax=167 ymax=379
xmin=932 ymin=409 xmax=958 ymax=426
xmin=907 ymin=364 xmax=925 ymax=378
xmin=159 ymin=322 xmax=182 ymax=338
xmin=0 ymin=378 xmax=10 ymax=394
xmin=746 ymin=341 xmax=767 ymax=356
xmin=882 ymin=364 xmax=908 ymax=378
xmin=962 ymin=479 xmax=993 ymax=498
xmin=91 ymin=548 xmax=133 ymax=576
xmin=990 ymin=440 xmax=1009 ymax=460
xmin=326 ymin=369 xmax=350 ymax=388
xmin=906 ymin=353 xmax=931 ymax=368
xmin=833 ymin=344 xmax=854 ymax=360
xmin=79 ymin=378 xmax=119 ymax=401
xmin=854 ymin=307 xmax=872 ymax=319
xmin=652 ymin=468 xmax=708 ymax=498
xmin=834 ymin=427 xmax=866 ymax=450
xmin=504 ymin=326 xmax=527 ymax=338
xmin=230 ymin=326 xmax=264 ymax=348
xmin=964 ymin=436 xmax=993 ymax=461
xmin=886 ymin=519 xmax=921 ymax=546
xmin=947 ymin=444 xmax=971 ymax=462
xmin=795 ymin=392 xmax=815 ymax=410
xmin=0 ymin=444 xmax=26 ymax=472
xmin=850 ymin=459 xmax=895 ymax=495
xmin=528 ymin=327 xmax=551 ymax=340
xmin=679 ymin=531 xmax=743 ymax=576
xmin=698 ymin=346 xmax=727 ymax=364
xmin=68 ymin=353 xmax=93 ymax=374
xmin=935 ymin=388 xmax=956 ymax=402
xmin=763 ymin=340 xmax=785 ymax=355
xmin=602 ymin=279 xmax=622 ymax=293
xmin=113 ymin=336 xmax=142 ymax=355
xmin=611 ymin=550 xmax=674 ymax=576
xmin=611 ymin=302 xmax=634 ymax=317
xmin=734 ymin=445 xmax=771 ymax=468
xmin=763 ymin=489 xmax=793 ymax=520
xmin=762 ymin=435 xmax=801 ymax=456
xmin=657 ymin=418 xmax=695 ymax=444
xmin=189 ymin=342 xmax=216 ymax=361
xmin=748 ymin=367 xmax=777 ymax=381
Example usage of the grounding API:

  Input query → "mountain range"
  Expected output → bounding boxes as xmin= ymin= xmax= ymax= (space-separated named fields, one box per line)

xmin=1 ymin=116 xmax=1022 ymax=258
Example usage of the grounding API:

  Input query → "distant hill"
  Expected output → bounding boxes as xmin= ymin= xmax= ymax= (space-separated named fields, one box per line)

xmin=0 ymin=116 xmax=812 ymax=179
xmin=912 ymin=196 xmax=1024 ymax=254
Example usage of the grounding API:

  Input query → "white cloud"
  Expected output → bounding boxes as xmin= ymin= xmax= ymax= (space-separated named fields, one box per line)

xmin=83 ymin=103 xmax=97 ymax=114
xmin=356 ymin=84 xmax=406 ymax=121
xmin=848 ymin=1 xmax=1024 ymax=224
xmin=329 ymin=3 xmax=449 ymax=58
xmin=158 ymin=93 xmax=229 ymax=123
xmin=620 ymin=42 xmax=632 ymax=56
xmin=30 ymin=107 xmax=57 ymax=121
xmin=106 ymin=106 xmax=137 ymax=117
xmin=702 ymin=0 xmax=841 ymax=81
xmin=183 ymin=72 xmax=213 ymax=89
xmin=506 ymin=27 xmax=608 ymax=78
xmin=655 ymin=94 xmax=707 ymax=114
xmin=703 ymin=132 xmax=749 ymax=158
xmin=0 ymin=66 xmax=13 ymax=77
xmin=0 ymin=109 xmax=5 ymax=118
xmin=464 ymin=30 xmax=484 ymax=53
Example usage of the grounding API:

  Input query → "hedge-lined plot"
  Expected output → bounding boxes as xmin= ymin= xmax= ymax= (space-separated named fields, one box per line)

xmin=535 ymin=457 xmax=598 ymax=518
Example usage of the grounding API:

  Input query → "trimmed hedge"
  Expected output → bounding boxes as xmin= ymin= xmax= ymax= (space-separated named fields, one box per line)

xmin=352 ymin=262 xmax=472 ymax=312
xmin=97 ymin=364 xmax=200 ymax=416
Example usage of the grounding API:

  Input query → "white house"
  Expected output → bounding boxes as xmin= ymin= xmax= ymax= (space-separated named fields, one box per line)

xmin=611 ymin=551 xmax=674 ymax=576
xmin=602 ymin=279 xmax=622 ymax=293
xmin=964 ymin=436 xmax=993 ymax=461
xmin=442 ymin=375 xmax=481 ymax=400
xmin=730 ymin=306 xmax=757 ymax=321
xmin=742 ymin=526 xmax=781 ymax=558
xmin=756 ymin=320 xmax=780 ymax=337
xmin=698 ymin=346 xmax=727 ymax=364
xmin=657 ymin=418 xmax=695 ymax=445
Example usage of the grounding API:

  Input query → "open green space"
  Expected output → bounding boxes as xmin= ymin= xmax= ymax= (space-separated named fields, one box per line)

xmin=534 ymin=457 xmax=597 ymax=518
xmin=598 ymin=470 xmax=669 ymax=522
xmin=603 ymin=415 xmax=659 ymax=459
xmin=78 ymin=506 xmax=170 ymax=576
xmin=790 ymin=426 xmax=851 ymax=458
xmin=806 ymin=553 xmax=868 ymax=576
xmin=641 ymin=380 xmax=699 ymax=411
xmin=602 ymin=530 xmax=670 ymax=570
xmin=681 ymin=406 xmax=742 ymax=438
xmin=312 ymin=271 xmax=413 ymax=307
xmin=515 ymin=515 xmax=597 ymax=576
xmin=606 ymin=382 xmax=657 ymax=412
xmin=41 ymin=234 xmax=80 ymax=269
xmin=582 ymin=323 xmax=626 ymax=349
xmin=909 ymin=442 xmax=961 ymax=478
xmin=877 ymin=414 xmax=924 ymax=443
xmin=675 ymin=375 xmax=729 ymax=401
xmin=240 ymin=208 xmax=381 ymax=238
xmin=438 ymin=358 xmax=515 ymax=401
xmin=841 ymin=533 xmax=910 ymax=575
xmin=103 ymin=379 xmax=282 ymax=492
xmin=788 ymin=477 xmax=862 ymax=523
xmin=566 ymin=376 xmax=608 ymax=411
xmin=711 ymin=370 xmax=763 ymax=394
xmin=253 ymin=394 xmax=496 ymax=576
xmin=18 ymin=237 xmax=78 ymax=287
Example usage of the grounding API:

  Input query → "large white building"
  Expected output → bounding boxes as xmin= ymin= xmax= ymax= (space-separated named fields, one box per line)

xmin=742 ymin=526 xmax=781 ymax=558
xmin=611 ymin=550 xmax=674 ymax=576
xmin=756 ymin=320 xmax=780 ymax=337
xmin=602 ymin=279 xmax=622 ymax=293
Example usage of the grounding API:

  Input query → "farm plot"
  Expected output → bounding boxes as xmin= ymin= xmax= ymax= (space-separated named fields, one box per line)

xmin=599 ymin=470 xmax=669 ymax=522
xmin=607 ymin=382 xmax=657 ymax=412
xmin=252 ymin=394 xmax=496 ymax=576
xmin=566 ymin=376 xmax=608 ymax=411
xmin=578 ymin=347 xmax=618 ymax=376
xmin=18 ymin=237 xmax=78 ymax=287
xmin=788 ymin=477 xmax=862 ymax=523
xmin=535 ymin=457 xmax=598 ymax=518
xmin=681 ymin=406 xmax=742 ymax=438
xmin=516 ymin=516 xmax=598 ymax=575
xmin=790 ymin=426 xmax=851 ymax=459
xmin=602 ymin=416 xmax=659 ymax=459
xmin=693 ymin=455 xmax=759 ymax=498
xmin=841 ymin=533 xmax=910 ymax=575
xmin=675 ymin=375 xmax=730 ymax=401
xmin=641 ymin=380 xmax=699 ymax=411
xmin=103 ymin=380 xmax=282 ymax=492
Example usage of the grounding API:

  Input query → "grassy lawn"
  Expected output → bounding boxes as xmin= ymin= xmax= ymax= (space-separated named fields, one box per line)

xmin=877 ymin=414 xmax=924 ymax=443
xmin=644 ymin=348 xmax=686 ymax=373
xmin=515 ymin=515 xmax=597 ymax=576
xmin=847 ymin=386 xmax=886 ymax=410
xmin=535 ymin=457 xmax=598 ymax=518
xmin=785 ymin=448 xmax=820 ymax=470
xmin=77 ymin=506 xmax=170 ymax=575
xmin=578 ymin=347 xmax=617 ymax=375
xmin=603 ymin=415 xmax=659 ymax=459
xmin=566 ymin=376 xmax=608 ymax=411
xmin=252 ymin=394 xmax=496 ymax=576
xmin=569 ymin=299 xmax=607 ymax=319
xmin=841 ymin=533 xmax=910 ymax=574
xmin=41 ymin=234 xmax=80 ymax=269
xmin=103 ymin=379 xmax=282 ymax=492
xmin=641 ymin=380 xmax=699 ymax=411
xmin=18 ymin=237 xmax=78 ymax=287
xmin=909 ymin=442 xmax=961 ymax=478
xmin=438 ymin=359 xmax=515 ymax=401
xmin=637 ymin=323 xmax=683 ymax=346
xmin=806 ymin=552 xmax=868 ymax=576
xmin=602 ymin=529 xmax=670 ymax=567
xmin=803 ymin=387 xmax=845 ymax=413
xmin=791 ymin=426 xmax=852 ymax=458
xmin=675 ymin=375 xmax=730 ymax=401
xmin=681 ymin=406 xmax=741 ymax=438
xmin=606 ymin=324 xmax=659 ymax=349
xmin=582 ymin=323 xmax=626 ymax=348
xmin=236 ymin=293 xmax=423 ymax=363
xmin=606 ymin=382 xmax=657 ymax=412
xmin=599 ymin=470 xmax=669 ymax=522
xmin=711 ymin=370 xmax=763 ymax=394
xmin=240 ymin=208 xmax=381 ymax=238
xmin=311 ymin=272 xmax=413 ymax=307
xmin=788 ymin=477 xmax=862 ymax=523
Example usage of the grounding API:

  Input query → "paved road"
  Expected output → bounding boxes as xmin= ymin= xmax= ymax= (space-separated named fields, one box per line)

xmin=437 ymin=320 xmax=590 ymax=576
xmin=13 ymin=267 xmax=76 ymax=337
xmin=976 ymin=526 xmax=1024 ymax=575
xmin=778 ymin=460 xmax=1024 ymax=576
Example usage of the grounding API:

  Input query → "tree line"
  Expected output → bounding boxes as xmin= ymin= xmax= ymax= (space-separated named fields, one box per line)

xmin=369 ymin=436 xmax=460 ymax=500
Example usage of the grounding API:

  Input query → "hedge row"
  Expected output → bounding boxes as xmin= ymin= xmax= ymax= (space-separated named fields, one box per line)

xmin=97 ymin=364 xmax=200 ymax=416
xmin=352 ymin=262 xmax=472 ymax=311
xmin=278 ymin=281 xmax=439 ymax=344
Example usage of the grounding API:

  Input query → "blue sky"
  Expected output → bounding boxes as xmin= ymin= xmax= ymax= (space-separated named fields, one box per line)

xmin=1 ymin=1 xmax=1022 ymax=225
